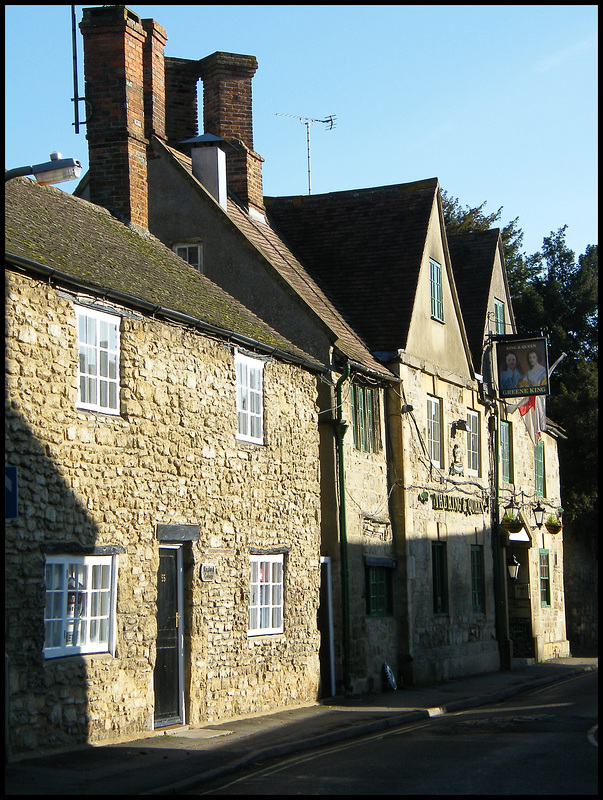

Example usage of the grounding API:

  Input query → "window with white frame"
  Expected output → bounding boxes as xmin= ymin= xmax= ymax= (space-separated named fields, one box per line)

xmin=427 ymin=396 xmax=442 ymax=468
xmin=173 ymin=243 xmax=203 ymax=273
xmin=500 ymin=420 xmax=513 ymax=483
xmin=236 ymin=351 xmax=264 ymax=444
xmin=44 ymin=554 xmax=117 ymax=658
xmin=466 ymin=410 xmax=480 ymax=476
xmin=248 ymin=554 xmax=284 ymax=635
xmin=76 ymin=306 xmax=120 ymax=414
xmin=430 ymin=258 xmax=444 ymax=322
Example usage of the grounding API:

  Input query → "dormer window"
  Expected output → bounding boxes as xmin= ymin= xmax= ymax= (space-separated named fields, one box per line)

xmin=173 ymin=242 xmax=203 ymax=274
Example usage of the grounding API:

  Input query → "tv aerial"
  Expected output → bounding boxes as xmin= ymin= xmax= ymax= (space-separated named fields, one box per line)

xmin=276 ymin=113 xmax=336 ymax=195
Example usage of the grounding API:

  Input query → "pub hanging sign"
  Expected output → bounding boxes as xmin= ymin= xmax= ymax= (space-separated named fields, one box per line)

xmin=494 ymin=336 xmax=550 ymax=399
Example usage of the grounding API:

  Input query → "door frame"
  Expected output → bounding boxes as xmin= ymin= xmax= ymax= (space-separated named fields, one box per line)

xmin=154 ymin=544 xmax=185 ymax=728
xmin=319 ymin=557 xmax=336 ymax=697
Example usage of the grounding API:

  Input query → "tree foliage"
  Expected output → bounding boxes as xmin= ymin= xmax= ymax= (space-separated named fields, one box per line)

xmin=442 ymin=190 xmax=598 ymax=537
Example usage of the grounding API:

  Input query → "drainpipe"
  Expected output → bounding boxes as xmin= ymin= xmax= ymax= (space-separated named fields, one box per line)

xmin=490 ymin=407 xmax=512 ymax=670
xmin=335 ymin=362 xmax=353 ymax=694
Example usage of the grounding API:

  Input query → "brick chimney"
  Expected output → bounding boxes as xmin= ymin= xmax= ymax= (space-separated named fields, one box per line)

xmin=79 ymin=6 xmax=167 ymax=229
xmin=197 ymin=52 xmax=265 ymax=219
xmin=80 ymin=6 xmax=264 ymax=223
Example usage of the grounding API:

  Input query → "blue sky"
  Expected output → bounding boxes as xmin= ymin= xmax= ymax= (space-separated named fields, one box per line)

xmin=5 ymin=4 xmax=598 ymax=258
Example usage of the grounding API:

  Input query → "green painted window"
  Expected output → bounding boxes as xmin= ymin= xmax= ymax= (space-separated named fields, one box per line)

xmin=500 ymin=421 xmax=512 ymax=483
xmin=539 ymin=549 xmax=551 ymax=606
xmin=471 ymin=545 xmax=485 ymax=613
xmin=430 ymin=258 xmax=444 ymax=321
xmin=535 ymin=440 xmax=545 ymax=496
xmin=366 ymin=566 xmax=393 ymax=616
xmin=432 ymin=542 xmax=448 ymax=615
xmin=494 ymin=298 xmax=505 ymax=334
xmin=351 ymin=385 xmax=379 ymax=453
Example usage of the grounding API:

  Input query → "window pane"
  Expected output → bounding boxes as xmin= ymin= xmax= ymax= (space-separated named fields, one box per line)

xmin=86 ymin=316 xmax=96 ymax=345
xmin=99 ymin=320 xmax=109 ymax=350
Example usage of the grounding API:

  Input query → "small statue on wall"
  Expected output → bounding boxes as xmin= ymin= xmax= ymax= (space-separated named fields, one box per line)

xmin=449 ymin=443 xmax=464 ymax=476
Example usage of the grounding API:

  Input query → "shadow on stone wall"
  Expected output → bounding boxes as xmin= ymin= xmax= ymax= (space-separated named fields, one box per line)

xmin=5 ymin=403 xmax=101 ymax=757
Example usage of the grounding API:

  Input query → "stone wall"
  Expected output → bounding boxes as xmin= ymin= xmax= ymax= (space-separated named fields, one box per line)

xmin=5 ymin=270 xmax=322 ymax=756
xmin=393 ymin=365 xmax=500 ymax=685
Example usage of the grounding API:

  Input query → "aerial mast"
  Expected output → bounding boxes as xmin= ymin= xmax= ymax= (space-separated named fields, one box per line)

xmin=276 ymin=113 xmax=336 ymax=195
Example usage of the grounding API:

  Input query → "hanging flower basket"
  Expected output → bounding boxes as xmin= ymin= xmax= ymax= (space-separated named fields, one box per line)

xmin=545 ymin=519 xmax=562 ymax=535
xmin=501 ymin=514 xmax=523 ymax=534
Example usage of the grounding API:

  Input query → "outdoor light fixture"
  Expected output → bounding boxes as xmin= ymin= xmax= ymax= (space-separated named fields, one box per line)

xmin=5 ymin=152 xmax=82 ymax=185
xmin=451 ymin=419 xmax=468 ymax=436
xmin=533 ymin=501 xmax=546 ymax=528
xmin=507 ymin=554 xmax=520 ymax=581
xmin=504 ymin=497 xmax=520 ymax=517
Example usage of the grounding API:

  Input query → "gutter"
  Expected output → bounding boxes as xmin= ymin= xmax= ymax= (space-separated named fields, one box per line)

xmin=5 ymin=252 xmax=327 ymax=375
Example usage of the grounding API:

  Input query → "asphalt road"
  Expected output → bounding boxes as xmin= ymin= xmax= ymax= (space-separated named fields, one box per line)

xmin=193 ymin=670 xmax=598 ymax=795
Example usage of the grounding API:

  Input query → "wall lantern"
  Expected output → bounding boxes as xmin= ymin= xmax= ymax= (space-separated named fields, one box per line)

xmin=507 ymin=554 xmax=521 ymax=581
xmin=504 ymin=497 xmax=520 ymax=518
xmin=5 ymin=152 xmax=82 ymax=185
xmin=451 ymin=419 xmax=468 ymax=436
xmin=533 ymin=501 xmax=546 ymax=528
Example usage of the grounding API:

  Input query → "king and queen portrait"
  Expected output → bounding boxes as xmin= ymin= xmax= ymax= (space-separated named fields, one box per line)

xmin=496 ymin=337 xmax=549 ymax=399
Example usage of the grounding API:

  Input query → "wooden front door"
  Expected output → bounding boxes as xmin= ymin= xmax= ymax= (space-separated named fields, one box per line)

xmin=153 ymin=546 xmax=184 ymax=727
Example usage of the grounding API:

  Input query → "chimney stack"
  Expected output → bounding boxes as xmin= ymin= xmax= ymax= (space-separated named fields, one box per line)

xmin=198 ymin=52 xmax=265 ymax=219
xmin=80 ymin=6 xmax=164 ymax=230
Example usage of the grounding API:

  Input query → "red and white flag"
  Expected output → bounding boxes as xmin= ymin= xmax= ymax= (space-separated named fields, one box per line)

xmin=506 ymin=352 xmax=565 ymax=444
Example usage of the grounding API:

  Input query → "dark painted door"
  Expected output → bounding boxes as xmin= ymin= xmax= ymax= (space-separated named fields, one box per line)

xmin=153 ymin=548 xmax=182 ymax=726
xmin=318 ymin=559 xmax=335 ymax=698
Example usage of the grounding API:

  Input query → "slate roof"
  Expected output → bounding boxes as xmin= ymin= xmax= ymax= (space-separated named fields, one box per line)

xmin=154 ymin=139 xmax=396 ymax=381
xmin=447 ymin=229 xmax=502 ymax=371
xmin=4 ymin=177 xmax=323 ymax=371
xmin=264 ymin=180 xmax=439 ymax=354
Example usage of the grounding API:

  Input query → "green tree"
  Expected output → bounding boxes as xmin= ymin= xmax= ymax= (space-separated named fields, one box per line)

xmin=440 ymin=190 xmax=531 ymax=291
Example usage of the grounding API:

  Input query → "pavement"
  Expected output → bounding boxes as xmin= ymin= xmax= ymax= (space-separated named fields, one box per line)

xmin=5 ymin=657 xmax=597 ymax=796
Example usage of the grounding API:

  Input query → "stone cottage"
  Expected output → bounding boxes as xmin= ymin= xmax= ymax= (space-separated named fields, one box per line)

xmin=5 ymin=175 xmax=326 ymax=757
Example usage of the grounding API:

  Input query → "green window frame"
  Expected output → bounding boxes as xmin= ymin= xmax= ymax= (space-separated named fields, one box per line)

xmin=430 ymin=258 xmax=444 ymax=322
xmin=366 ymin=566 xmax=393 ymax=617
xmin=470 ymin=545 xmax=485 ymax=613
xmin=351 ymin=384 xmax=379 ymax=453
xmin=535 ymin=440 xmax=545 ymax=497
xmin=432 ymin=542 xmax=449 ymax=615
xmin=500 ymin=421 xmax=512 ymax=483
xmin=539 ymin=549 xmax=551 ymax=607
xmin=494 ymin=298 xmax=505 ymax=335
